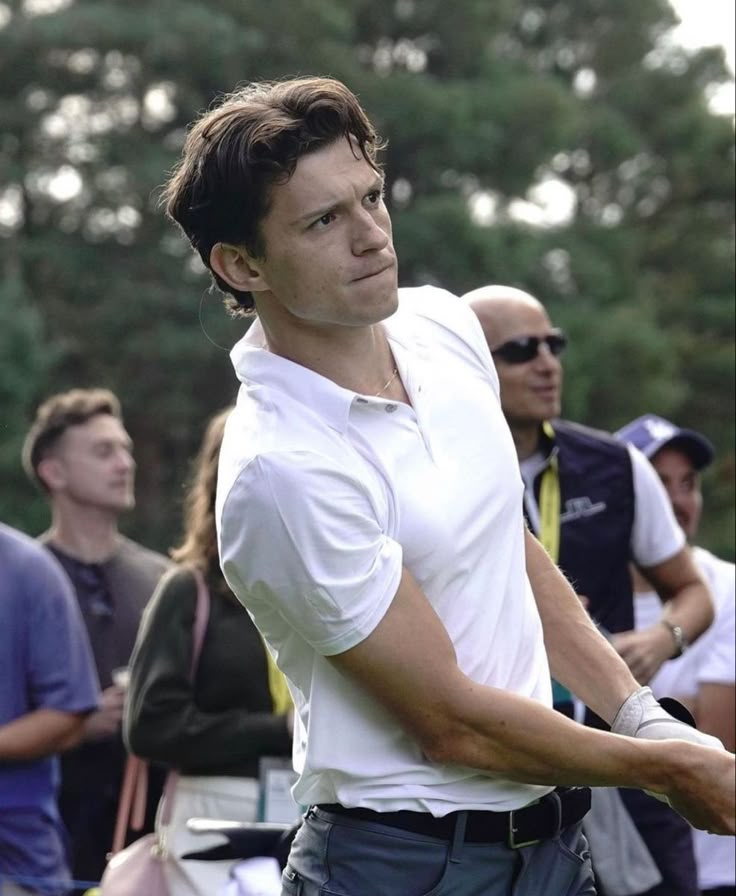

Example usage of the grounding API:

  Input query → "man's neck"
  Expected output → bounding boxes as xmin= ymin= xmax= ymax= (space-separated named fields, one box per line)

xmin=509 ymin=422 xmax=543 ymax=462
xmin=46 ymin=505 xmax=121 ymax=564
xmin=261 ymin=315 xmax=398 ymax=397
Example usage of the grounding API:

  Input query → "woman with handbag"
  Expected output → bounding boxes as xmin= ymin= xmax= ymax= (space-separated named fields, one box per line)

xmin=122 ymin=408 xmax=294 ymax=896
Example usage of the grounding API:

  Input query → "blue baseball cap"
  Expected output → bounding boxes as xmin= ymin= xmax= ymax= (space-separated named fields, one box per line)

xmin=615 ymin=414 xmax=715 ymax=471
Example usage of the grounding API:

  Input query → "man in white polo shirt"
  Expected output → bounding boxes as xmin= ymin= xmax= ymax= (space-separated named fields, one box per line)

xmin=161 ymin=76 xmax=734 ymax=895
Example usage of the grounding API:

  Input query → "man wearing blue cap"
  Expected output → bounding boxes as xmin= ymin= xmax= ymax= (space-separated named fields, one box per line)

xmin=619 ymin=415 xmax=735 ymax=896
xmin=465 ymin=286 xmax=716 ymax=896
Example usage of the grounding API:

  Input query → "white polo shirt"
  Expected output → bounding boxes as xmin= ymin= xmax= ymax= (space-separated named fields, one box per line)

xmin=217 ymin=285 xmax=553 ymax=815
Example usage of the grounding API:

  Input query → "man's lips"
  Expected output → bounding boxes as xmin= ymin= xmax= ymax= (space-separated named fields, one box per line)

xmin=531 ymin=384 xmax=559 ymax=397
xmin=352 ymin=261 xmax=395 ymax=282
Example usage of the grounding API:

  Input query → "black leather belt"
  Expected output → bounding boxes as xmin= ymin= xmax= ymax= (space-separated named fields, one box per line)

xmin=316 ymin=786 xmax=591 ymax=849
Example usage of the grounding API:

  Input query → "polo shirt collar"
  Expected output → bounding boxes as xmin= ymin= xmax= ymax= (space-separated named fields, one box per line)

xmin=230 ymin=303 xmax=425 ymax=435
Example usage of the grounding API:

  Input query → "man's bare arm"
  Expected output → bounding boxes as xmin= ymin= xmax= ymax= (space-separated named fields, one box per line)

xmin=0 ymin=709 xmax=88 ymax=761
xmin=523 ymin=528 xmax=639 ymax=724
xmin=613 ymin=546 xmax=714 ymax=683
xmin=328 ymin=564 xmax=735 ymax=834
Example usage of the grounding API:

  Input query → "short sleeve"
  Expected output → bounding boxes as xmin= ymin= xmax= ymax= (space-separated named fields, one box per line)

xmin=629 ymin=445 xmax=685 ymax=567
xmin=27 ymin=552 xmax=100 ymax=714
xmin=220 ymin=451 xmax=403 ymax=656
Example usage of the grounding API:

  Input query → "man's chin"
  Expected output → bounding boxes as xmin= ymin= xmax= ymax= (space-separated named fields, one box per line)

xmin=534 ymin=403 xmax=560 ymax=422
xmin=108 ymin=497 xmax=135 ymax=513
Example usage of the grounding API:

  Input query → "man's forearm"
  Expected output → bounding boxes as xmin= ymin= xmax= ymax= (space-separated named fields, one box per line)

xmin=641 ymin=546 xmax=714 ymax=648
xmin=443 ymin=678 xmax=689 ymax=788
xmin=437 ymin=680 xmax=733 ymax=833
xmin=335 ymin=559 xmax=670 ymax=790
xmin=0 ymin=709 xmax=86 ymax=761
xmin=332 ymin=563 xmax=735 ymax=834
xmin=524 ymin=529 xmax=639 ymax=723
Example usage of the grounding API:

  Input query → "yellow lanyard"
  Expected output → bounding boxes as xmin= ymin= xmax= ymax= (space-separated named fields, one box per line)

xmin=537 ymin=422 xmax=573 ymax=708
xmin=265 ymin=646 xmax=293 ymax=714
xmin=538 ymin=421 xmax=560 ymax=563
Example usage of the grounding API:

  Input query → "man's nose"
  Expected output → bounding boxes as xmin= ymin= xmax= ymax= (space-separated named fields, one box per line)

xmin=352 ymin=209 xmax=390 ymax=254
xmin=117 ymin=448 xmax=136 ymax=471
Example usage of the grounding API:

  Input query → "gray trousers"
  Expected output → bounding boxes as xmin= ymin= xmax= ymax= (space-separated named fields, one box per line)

xmin=281 ymin=805 xmax=596 ymax=896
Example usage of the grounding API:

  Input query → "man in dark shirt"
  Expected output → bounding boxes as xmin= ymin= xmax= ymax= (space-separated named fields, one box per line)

xmin=22 ymin=388 xmax=170 ymax=882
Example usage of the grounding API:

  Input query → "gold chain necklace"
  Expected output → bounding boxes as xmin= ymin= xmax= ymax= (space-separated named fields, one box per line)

xmin=375 ymin=366 xmax=399 ymax=396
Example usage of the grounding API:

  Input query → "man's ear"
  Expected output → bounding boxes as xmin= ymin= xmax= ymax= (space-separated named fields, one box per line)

xmin=36 ymin=456 xmax=66 ymax=492
xmin=210 ymin=243 xmax=270 ymax=294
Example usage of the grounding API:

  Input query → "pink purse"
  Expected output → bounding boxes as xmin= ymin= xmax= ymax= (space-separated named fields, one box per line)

xmin=99 ymin=568 xmax=211 ymax=895
xmin=98 ymin=827 xmax=169 ymax=896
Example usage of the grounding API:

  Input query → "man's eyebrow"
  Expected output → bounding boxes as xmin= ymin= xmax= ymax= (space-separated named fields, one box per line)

xmin=292 ymin=200 xmax=339 ymax=227
xmin=292 ymin=174 xmax=385 ymax=226
xmin=92 ymin=436 xmax=134 ymax=450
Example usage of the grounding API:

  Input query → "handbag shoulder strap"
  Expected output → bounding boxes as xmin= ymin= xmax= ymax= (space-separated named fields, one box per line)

xmin=110 ymin=754 xmax=147 ymax=856
xmin=110 ymin=565 xmax=212 ymax=852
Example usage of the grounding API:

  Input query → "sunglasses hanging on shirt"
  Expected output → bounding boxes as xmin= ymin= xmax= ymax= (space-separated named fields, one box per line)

xmin=491 ymin=329 xmax=567 ymax=365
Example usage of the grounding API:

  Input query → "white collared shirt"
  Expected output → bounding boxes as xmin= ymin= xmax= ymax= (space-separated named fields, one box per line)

xmin=217 ymin=285 xmax=552 ymax=814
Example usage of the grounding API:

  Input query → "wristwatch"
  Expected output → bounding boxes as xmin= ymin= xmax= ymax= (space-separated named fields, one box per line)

xmin=660 ymin=619 xmax=689 ymax=658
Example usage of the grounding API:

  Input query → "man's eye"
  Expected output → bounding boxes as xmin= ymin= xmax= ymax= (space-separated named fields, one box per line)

xmin=366 ymin=190 xmax=382 ymax=205
xmin=312 ymin=212 xmax=335 ymax=229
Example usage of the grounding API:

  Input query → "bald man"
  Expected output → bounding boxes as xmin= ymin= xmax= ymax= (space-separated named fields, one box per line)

xmin=465 ymin=285 xmax=714 ymax=896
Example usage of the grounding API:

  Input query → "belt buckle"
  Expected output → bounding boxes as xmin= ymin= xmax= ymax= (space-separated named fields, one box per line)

xmin=507 ymin=809 xmax=541 ymax=850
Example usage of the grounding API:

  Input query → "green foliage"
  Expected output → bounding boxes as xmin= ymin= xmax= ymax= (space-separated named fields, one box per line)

xmin=0 ymin=0 xmax=733 ymax=557
xmin=0 ymin=262 xmax=57 ymax=533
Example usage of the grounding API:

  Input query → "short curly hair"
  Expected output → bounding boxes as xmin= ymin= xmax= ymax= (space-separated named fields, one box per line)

xmin=22 ymin=388 xmax=123 ymax=492
xmin=162 ymin=76 xmax=385 ymax=317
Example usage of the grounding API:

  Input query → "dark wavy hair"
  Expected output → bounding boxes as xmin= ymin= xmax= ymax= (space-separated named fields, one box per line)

xmin=170 ymin=407 xmax=231 ymax=578
xmin=162 ymin=76 xmax=385 ymax=317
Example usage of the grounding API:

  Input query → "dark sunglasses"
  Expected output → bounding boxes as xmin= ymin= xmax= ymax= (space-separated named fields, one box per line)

xmin=491 ymin=329 xmax=567 ymax=365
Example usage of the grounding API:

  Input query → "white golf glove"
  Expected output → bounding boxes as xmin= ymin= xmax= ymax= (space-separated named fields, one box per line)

xmin=611 ymin=686 xmax=724 ymax=806
xmin=611 ymin=686 xmax=723 ymax=749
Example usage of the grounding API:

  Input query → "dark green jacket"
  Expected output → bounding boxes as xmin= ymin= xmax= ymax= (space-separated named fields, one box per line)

xmin=124 ymin=566 xmax=291 ymax=777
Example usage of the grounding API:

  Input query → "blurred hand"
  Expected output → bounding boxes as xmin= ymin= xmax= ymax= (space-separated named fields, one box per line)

xmin=83 ymin=685 xmax=125 ymax=741
xmin=612 ymin=685 xmax=726 ymax=813
xmin=664 ymin=743 xmax=736 ymax=835
xmin=610 ymin=624 xmax=675 ymax=684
